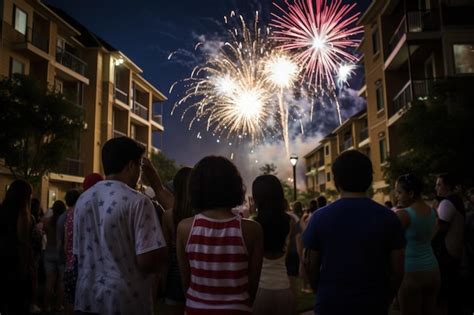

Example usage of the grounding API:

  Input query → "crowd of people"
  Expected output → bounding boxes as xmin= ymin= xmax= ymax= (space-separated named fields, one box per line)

xmin=0 ymin=136 xmax=473 ymax=315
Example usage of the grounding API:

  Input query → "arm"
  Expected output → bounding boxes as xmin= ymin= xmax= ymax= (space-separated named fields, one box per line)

xmin=141 ymin=157 xmax=174 ymax=210
xmin=303 ymin=248 xmax=321 ymax=293
xmin=435 ymin=200 xmax=456 ymax=237
xmin=388 ymin=249 xmax=405 ymax=303
xmin=162 ymin=209 xmax=174 ymax=248
xmin=176 ymin=218 xmax=193 ymax=291
xmin=242 ymin=219 xmax=263 ymax=304
xmin=137 ymin=248 xmax=168 ymax=274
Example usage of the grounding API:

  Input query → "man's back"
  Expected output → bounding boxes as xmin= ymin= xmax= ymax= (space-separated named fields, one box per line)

xmin=303 ymin=197 xmax=405 ymax=313
xmin=73 ymin=180 xmax=165 ymax=314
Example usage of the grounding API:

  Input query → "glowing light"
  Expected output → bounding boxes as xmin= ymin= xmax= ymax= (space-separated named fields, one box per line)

xmin=311 ymin=36 xmax=326 ymax=51
xmin=214 ymin=75 xmax=237 ymax=96
xmin=264 ymin=54 xmax=299 ymax=89
xmin=337 ymin=64 xmax=356 ymax=86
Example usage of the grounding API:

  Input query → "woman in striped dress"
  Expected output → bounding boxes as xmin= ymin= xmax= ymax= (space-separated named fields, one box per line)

xmin=176 ymin=156 xmax=263 ymax=315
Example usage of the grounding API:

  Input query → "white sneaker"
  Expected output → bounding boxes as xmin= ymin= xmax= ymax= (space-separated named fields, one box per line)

xmin=30 ymin=304 xmax=41 ymax=313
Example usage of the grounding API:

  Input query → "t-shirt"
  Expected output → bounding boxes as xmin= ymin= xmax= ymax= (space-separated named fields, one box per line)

xmin=438 ymin=199 xmax=465 ymax=259
xmin=73 ymin=180 xmax=166 ymax=314
xmin=303 ymin=197 xmax=405 ymax=314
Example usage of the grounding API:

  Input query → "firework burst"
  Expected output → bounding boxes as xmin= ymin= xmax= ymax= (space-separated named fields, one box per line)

xmin=171 ymin=12 xmax=275 ymax=143
xmin=270 ymin=0 xmax=363 ymax=90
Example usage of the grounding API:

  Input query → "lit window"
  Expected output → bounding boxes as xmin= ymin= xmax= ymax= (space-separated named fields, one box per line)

xmin=375 ymin=80 xmax=385 ymax=111
xmin=14 ymin=6 xmax=27 ymax=35
xmin=453 ymin=44 xmax=474 ymax=74
xmin=10 ymin=58 xmax=24 ymax=75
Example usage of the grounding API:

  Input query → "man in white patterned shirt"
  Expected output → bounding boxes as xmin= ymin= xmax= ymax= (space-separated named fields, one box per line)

xmin=73 ymin=137 xmax=168 ymax=314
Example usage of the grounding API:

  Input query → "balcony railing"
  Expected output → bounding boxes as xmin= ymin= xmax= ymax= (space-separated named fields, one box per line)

xmin=113 ymin=129 xmax=127 ymax=138
xmin=152 ymin=114 xmax=163 ymax=125
xmin=359 ymin=128 xmax=369 ymax=141
xmin=133 ymin=101 xmax=149 ymax=120
xmin=56 ymin=46 xmax=87 ymax=76
xmin=339 ymin=138 xmax=353 ymax=152
xmin=54 ymin=158 xmax=83 ymax=177
xmin=114 ymin=87 xmax=129 ymax=105
xmin=388 ymin=10 xmax=437 ymax=53
xmin=391 ymin=79 xmax=434 ymax=116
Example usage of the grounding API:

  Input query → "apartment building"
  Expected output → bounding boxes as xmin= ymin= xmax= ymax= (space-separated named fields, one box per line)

xmin=356 ymin=0 xmax=474 ymax=202
xmin=0 ymin=0 xmax=166 ymax=208
xmin=304 ymin=109 xmax=370 ymax=200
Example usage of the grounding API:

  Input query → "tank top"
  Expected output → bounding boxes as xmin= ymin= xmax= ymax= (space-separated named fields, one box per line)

xmin=258 ymin=256 xmax=290 ymax=290
xmin=185 ymin=214 xmax=251 ymax=314
xmin=404 ymin=207 xmax=439 ymax=272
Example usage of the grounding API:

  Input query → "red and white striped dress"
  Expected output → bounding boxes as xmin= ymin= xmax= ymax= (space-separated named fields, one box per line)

xmin=185 ymin=213 xmax=251 ymax=315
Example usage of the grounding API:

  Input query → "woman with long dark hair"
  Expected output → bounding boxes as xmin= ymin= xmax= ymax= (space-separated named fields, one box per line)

xmin=0 ymin=179 xmax=33 ymax=314
xmin=162 ymin=167 xmax=193 ymax=315
xmin=252 ymin=175 xmax=296 ymax=315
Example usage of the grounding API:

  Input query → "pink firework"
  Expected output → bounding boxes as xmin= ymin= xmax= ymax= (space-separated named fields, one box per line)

xmin=270 ymin=0 xmax=363 ymax=89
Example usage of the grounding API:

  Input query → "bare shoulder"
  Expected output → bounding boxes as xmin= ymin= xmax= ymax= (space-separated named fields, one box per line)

xmin=241 ymin=219 xmax=262 ymax=237
xmin=395 ymin=208 xmax=410 ymax=227
xmin=177 ymin=217 xmax=194 ymax=235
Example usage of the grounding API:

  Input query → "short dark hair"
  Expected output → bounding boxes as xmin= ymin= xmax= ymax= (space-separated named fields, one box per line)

xmin=65 ymin=189 xmax=81 ymax=207
xmin=332 ymin=150 xmax=373 ymax=193
xmin=317 ymin=195 xmax=327 ymax=207
xmin=309 ymin=199 xmax=318 ymax=213
xmin=101 ymin=137 xmax=145 ymax=176
xmin=437 ymin=173 xmax=459 ymax=191
xmin=397 ymin=173 xmax=423 ymax=199
xmin=189 ymin=156 xmax=245 ymax=211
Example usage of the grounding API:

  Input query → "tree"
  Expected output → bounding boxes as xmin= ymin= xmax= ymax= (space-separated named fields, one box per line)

xmin=150 ymin=151 xmax=180 ymax=183
xmin=259 ymin=163 xmax=278 ymax=175
xmin=383 ymin=78 xmax=474 ymax=192
xmin=0 ymin=74 xmax=84 ymax=185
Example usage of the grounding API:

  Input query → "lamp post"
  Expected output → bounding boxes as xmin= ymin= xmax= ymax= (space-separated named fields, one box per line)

xmin=289 ymin=154 xmax=298 ymax=201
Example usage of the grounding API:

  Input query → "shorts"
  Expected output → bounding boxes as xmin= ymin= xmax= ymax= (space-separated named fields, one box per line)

xmin=44 ymin=251 xmax=65 ymax=274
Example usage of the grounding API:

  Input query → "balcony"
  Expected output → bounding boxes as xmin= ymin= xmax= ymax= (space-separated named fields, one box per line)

xmin=339 ymin=138 xmax=353 ymax=152
xmin=114 ymin=87 xmax=129 ymax=105
xmin=54 ymin=158 xmax=83 ymax=177
xmin=132 ymin=101 xmax=148 ymax=120
xmin=113 ymin=129 xmax=127 ymax=138
xmin=389 ymin=79 xmax=434 ymax=123
xmin=152 ymin=114 xmax=163 ymax=125
xmin=388 ymin=11 xmax=438 ymax=54
xmin=56 ymin=46 xmax=87 ymax=76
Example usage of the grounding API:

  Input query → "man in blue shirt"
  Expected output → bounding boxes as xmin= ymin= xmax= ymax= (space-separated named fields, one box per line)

xmin=303 ymin=150 xmax=405 ymax=315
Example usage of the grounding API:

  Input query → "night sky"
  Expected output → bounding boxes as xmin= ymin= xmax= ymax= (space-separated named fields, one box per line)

xmin=45 ymin=0 xmax=372 ymax=188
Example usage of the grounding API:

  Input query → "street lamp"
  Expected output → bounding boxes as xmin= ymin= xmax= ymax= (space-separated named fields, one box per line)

xmin=289 ymin=154 xmax=298 ymax=201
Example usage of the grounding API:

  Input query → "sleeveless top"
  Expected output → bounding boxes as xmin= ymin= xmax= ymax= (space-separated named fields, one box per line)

xmin=185 ymin=214 xmax=251 ymax=314
xmin=259 ymin=256 xmax=290 ymax=290
xmin=404 ymin=207 xmax=438 ymax=272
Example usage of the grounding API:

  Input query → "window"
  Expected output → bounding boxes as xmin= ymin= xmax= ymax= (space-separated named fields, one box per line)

xmin=372 ymin=27 xmax=380 ymax=56
xmin=325 ymin=145 xmax=329 ymax=155
xmin=317 ymin=172 xmax=326 ymax=184
xmin=130 ymin=124 xmax=136 ymax=139
xmin=375 ymin=80 xmax=385 ymax=111
xmin=10 ymin=58 xmax=24 ymax=75
xmin=326 ymin=172 xmax=331 ymax=182
xmin=14 ymin=6 xmax=27 ymax=35
xmin=379 ymin=138 xmax=387 ymax=163
xmin=453 ymin=44 xmax=474 ymax=74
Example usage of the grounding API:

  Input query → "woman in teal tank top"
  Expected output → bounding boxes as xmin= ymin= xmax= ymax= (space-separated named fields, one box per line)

xmin=395 ymin=174 xmax=440 ymax=315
